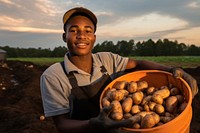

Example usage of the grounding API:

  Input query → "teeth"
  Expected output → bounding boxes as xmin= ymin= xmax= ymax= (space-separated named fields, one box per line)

xmin=76 ymin=43 xmax=87 ymax=46
xmin=78 ymin=43 xmax=85 ymax=45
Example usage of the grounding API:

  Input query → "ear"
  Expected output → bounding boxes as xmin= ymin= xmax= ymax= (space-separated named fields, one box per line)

xmin=62 ymin=33 xmax=67 ymax=43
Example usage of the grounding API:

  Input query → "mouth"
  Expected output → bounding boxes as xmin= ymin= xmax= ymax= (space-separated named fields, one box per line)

xmin=75 ymin=42 xmax=89 ymax=48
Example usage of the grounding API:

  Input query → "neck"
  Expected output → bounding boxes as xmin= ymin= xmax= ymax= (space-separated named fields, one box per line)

xmin=68 ymin=54 xmax=93 ymax=74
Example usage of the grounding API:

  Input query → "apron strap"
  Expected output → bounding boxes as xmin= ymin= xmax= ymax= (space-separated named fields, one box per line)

xmin=60 ymin=61 xmax=90 ymax=99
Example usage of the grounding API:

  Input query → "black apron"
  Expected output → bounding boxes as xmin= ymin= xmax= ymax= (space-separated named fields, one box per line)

xmin=60 ymin=61 xmax=112 ymax=120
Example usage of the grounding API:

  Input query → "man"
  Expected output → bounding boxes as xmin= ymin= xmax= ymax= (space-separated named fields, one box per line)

xmin=40 ymin=7 xmax=198 ymax=133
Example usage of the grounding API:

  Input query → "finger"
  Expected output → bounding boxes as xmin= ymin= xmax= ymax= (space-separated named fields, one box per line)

xmin=103 ymin=104 xmax=113 ymax=113
xmin=99 ymin=104 xmax=113 ymax=117
xmin=172 ymin=68 xmax=183 ymax=78
xmin=182 ymin=72 xmax=199 ymax=98
xmin=109 ymin=119 xmax=132 ymax=129
xmin=187 ymin=78 xmax=198 ymax=98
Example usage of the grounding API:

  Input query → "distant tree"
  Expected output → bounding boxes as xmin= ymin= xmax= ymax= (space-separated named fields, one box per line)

xmin=93 ymin=41 xmax=116 ymax=53
xmin=116 ymin=40 xmax=134 ymax=56
xmin=52 ymin=46 xmax=68 ymax=57
xmin=187 ymin=45 xmax=200 ymax=56
xmin=155 ymin=39 xmax=163 ymax=56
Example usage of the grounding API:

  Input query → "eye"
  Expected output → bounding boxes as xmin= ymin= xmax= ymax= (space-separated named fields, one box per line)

xmin=69 ymin=26 xmax=78 ymax=33
xmin=69 ymin=29 xmax=77 ymax=33
xmin=85 ymin=29 xmax=93 ymax=34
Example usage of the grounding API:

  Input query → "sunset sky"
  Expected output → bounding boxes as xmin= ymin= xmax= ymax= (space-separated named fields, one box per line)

xmin=0 ymin=0 xmax=200 ymax=49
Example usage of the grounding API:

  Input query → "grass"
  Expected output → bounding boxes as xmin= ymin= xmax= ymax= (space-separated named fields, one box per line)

xmin=8 ymin=56 xmax=200 ymax=68
xmin=130 ymin=56 xmax=200 ymax=68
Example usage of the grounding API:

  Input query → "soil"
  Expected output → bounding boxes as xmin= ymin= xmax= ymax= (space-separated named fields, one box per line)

xmin=0 ymin=60 xmax=199 ymax=133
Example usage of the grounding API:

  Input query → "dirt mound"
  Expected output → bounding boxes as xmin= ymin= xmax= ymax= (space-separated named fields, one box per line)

xmin=0 ymin=61 xmax=199 ymax=133
xmin=0 ymin=61 xmax=57 ymax=133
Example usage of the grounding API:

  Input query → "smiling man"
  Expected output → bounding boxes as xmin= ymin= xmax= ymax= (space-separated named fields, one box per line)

xmin=40 ymin=7 xmax=198 ymax=133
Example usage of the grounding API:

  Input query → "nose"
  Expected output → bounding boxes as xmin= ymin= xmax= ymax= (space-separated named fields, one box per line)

xmin=76 ymin=31 xmax=86 ymax=39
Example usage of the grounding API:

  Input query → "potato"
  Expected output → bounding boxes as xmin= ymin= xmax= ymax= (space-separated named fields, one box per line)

xmin=151 ymin=94 xmax=163 ymax=104
xmin=148 ymin=102 xmax=157 ymax=111
xmin=160 ymin=116 xmax=173 ymax=123
xmin=137 ymin=111 xmax=154 ymax=118
xmin=170 ymin=87 xmax=180 ymax=95
xmin=133 ymin=123 xmax=140 ymax=129
xmin=102 ymin=97 xmax=110 ymax=107
xmin=129 ymin=114 xmax=142 ymax=124
xmin=141 ymin=95 xmax=152 ymax=105
xmin=146 ymin=86 xmax=157 ymax=95
xmin=40 ymin=115 xmax=45 ymax=121
xmin=111 ymin=100 xmax=123 ymax=113
xmin=165 ymin=112 xmax=176 ymax=118
xmin=111 ymin=112 xmax=123 ymax=120
xmin=164 ymin=112 xmax=171 ymax=117
xmin=151 ymin=112 xmax=160 ymax=124
xmin=110 ymin=100 xmax=123 ymax=120
xmin=141 ymin=114 xmax=157 ymax=128
xmin=178 ymin=102 xmax=187 ymax=113
xmin=123 ymin=113 xmax=132 ymax=119
xmin=131 ymin=105 xmax=143 ymax=114
xmin=106 ymin=88 xmax=116 ymax=98
xmin=114 ymin=80 xmax=128 ymax=90
xmin=127 ymin=81 xmax=137 ymax=93
xmin=132 ymin=91 xmax=144 ymax=105
xmin=176 ymin=95 xmax=185 ymax=104
xmin=153 ymin=86 xmax=170 ymax=99
xmin=154 ymin=104 xmax=165 ymax=114
xmin=165 ymin=96 xmax=178 ymax=113
xmin=118 ymin=89 xmax=129 ymax=97
xmin=110 ymin=90 xmax=124 ymax=101
xmin=137 ymin=81 xmax=148 ymax=91
xmin=156 ymin=122 xmax=164 ymax=126
xmin=122 ymin=97 xmax=133 ymax=113
xmin=143 ymin=104 xmax=150 ymax=111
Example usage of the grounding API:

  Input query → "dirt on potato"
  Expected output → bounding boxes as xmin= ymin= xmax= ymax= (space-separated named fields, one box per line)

xmin=0 ymin=60 xmax=199 ymax=133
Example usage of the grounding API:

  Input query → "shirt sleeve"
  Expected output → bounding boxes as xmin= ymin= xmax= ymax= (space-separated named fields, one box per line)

xmin=97 ymin=52 xmax=129 ymax=79
xmin=40 ymin=64 xmax=70 ymax=117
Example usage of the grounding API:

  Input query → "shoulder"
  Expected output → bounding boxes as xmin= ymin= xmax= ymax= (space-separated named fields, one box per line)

xmin=41 ymin=62 xmax=64 ymax=78
xmin=94 ymin=52 xmax=118 ymax=60
xmin=94 ymin=52 xmax=128 ymax=62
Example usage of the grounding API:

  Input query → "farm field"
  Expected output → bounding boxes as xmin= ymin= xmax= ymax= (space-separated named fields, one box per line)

xmin=8 ymin=56 xmax=200 ymax=68
xmin=0 ymin=57 xmax=200 ymax=133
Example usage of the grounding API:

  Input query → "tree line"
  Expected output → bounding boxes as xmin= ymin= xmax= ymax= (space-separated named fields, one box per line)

xmin=1 ymin=38 xmax=200 ymax=57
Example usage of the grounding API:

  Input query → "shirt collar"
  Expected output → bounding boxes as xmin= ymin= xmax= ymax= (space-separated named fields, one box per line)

xmin=63 ymin=53 xmax=102 ymax=75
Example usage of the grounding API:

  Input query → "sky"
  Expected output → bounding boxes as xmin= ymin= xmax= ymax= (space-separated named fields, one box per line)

xmin=0 ymin=0 xmax=200 ymax=50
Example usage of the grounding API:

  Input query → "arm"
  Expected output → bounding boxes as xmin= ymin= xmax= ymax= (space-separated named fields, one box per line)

xmin=52 ymin=114 xmax=90 ymax=133
xmin=40 ymin=66 xmax=90 ymax=133
xmin=126 ymin=58 xmax=172 ymax=72
xmin=126 ymin=58 xmax=198 ymax=98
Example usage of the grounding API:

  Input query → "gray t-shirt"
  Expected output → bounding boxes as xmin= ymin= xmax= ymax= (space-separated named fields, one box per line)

xmin=40 ymin=52 xmax=128 ymax=117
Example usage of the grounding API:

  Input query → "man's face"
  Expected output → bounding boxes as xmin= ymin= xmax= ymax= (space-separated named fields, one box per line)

xmin=64 ymin=15 xmax=96 ymax=56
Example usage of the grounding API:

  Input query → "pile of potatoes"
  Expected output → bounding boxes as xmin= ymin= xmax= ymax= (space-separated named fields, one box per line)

xmin=101 ymin=80 xmax=188 ymax=129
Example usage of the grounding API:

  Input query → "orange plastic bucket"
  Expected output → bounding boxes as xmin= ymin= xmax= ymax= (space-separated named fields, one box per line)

xmin=100 ymin=70 xmax=192 ymax=133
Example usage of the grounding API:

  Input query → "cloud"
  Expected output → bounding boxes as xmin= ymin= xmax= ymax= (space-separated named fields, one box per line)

xmin=35 ymin=0 xmax=60 ymax=17
xmin=0 ymin=0 xmax=63 ymax=32
xmin=0 ymin=0 xmax=22 ymax=7
xmin=97 ymin=13 xmax=188 ymax=39
xmin=188 ymin=1 xmax=200 ymax=8
xmin=0 ymin=26 xmax=61 ymax=33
